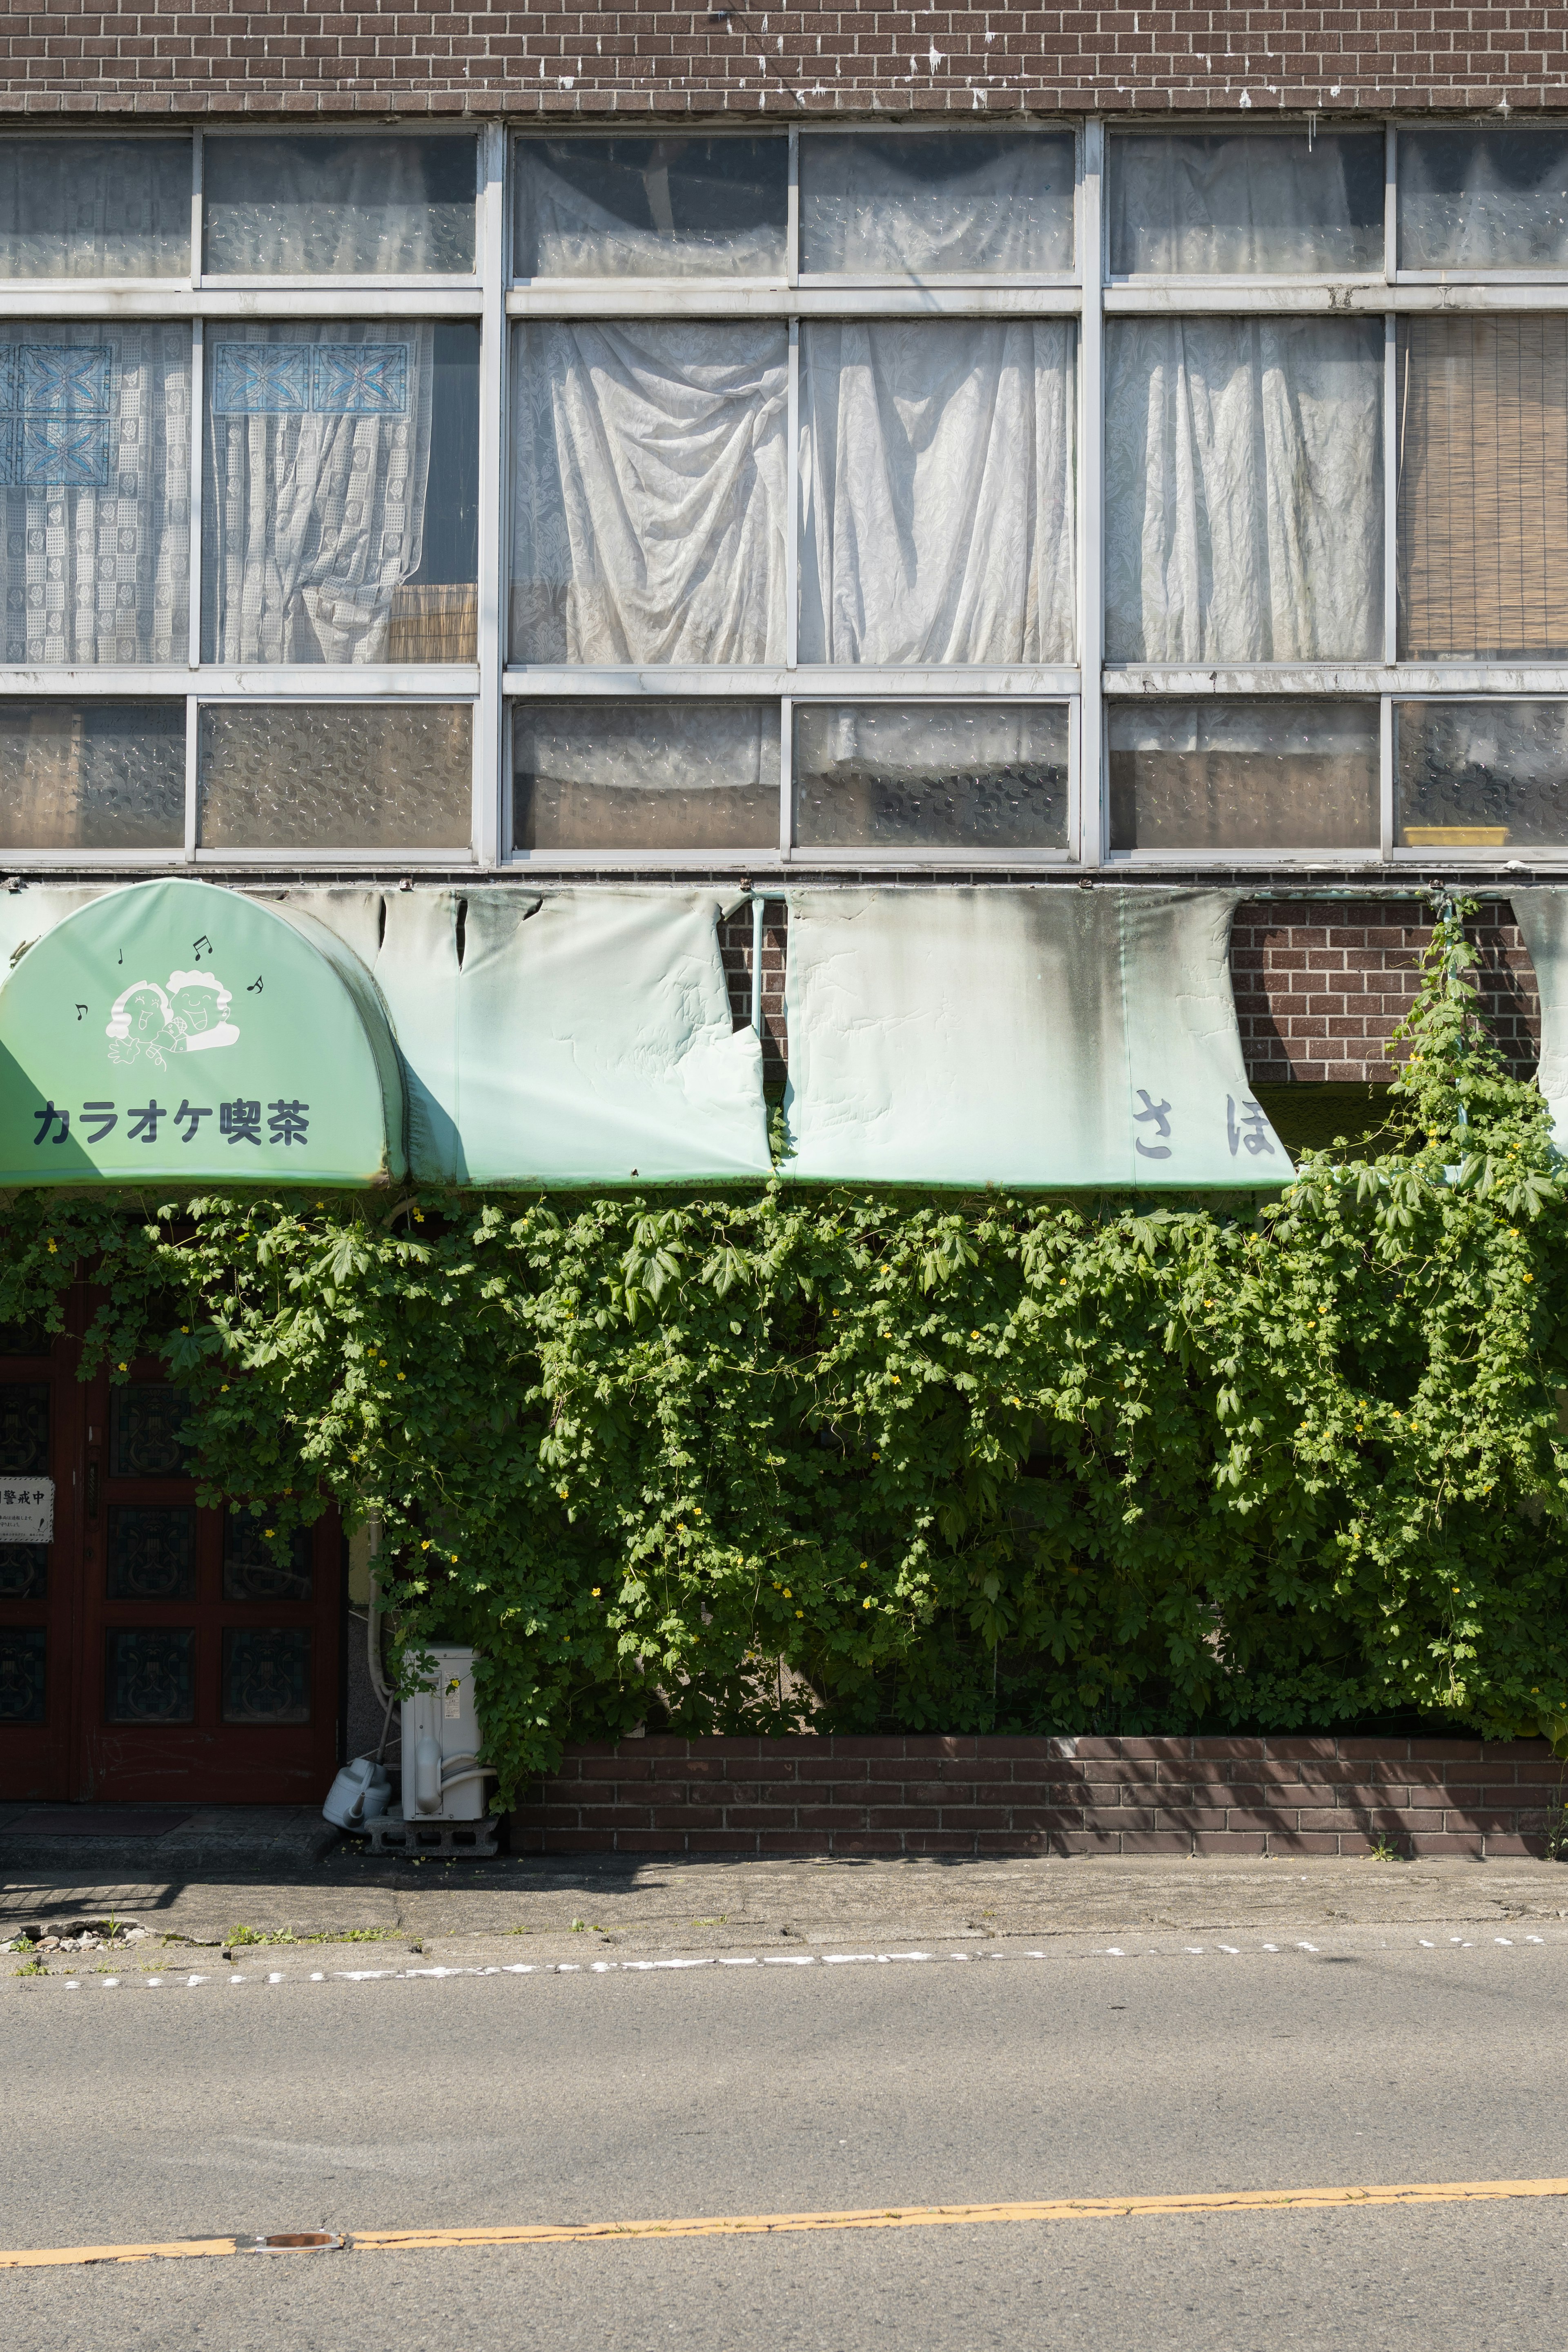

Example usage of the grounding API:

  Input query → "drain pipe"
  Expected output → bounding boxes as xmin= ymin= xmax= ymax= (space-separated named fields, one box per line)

xmin=750 ymin=891 xmax=766 ymax=1035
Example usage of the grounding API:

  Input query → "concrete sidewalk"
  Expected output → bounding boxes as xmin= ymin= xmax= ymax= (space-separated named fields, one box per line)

xmin=3 ymin=1804 xmax=1568 ymax=1971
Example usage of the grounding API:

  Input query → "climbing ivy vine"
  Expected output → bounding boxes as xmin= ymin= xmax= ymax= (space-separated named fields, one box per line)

xmin=3 ymin=894 xmax=1567 ymax=1805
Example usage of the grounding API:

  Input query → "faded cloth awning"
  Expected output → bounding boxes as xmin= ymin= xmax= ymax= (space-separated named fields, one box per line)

xmin=1508 ymin=891 xmax=1568 ymax=1149
xmin=780 ymin=886 xmax=1290 ymax=1189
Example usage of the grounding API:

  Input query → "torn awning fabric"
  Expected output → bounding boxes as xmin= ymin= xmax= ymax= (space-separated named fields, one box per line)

xmin=779 ymin=886 xmax=1291 ymax=1189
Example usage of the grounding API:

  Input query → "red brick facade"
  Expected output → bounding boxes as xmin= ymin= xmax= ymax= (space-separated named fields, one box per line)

xmin=721 ymin=895 xmax=1542 ymax=1093
xmin=507 ymin=1733 xmax=1566 ymax=1858
xmin=1 ymin=6 xmax=1564 ymax=120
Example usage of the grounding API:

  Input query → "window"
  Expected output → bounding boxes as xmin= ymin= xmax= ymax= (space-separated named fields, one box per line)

xmin=1396 ymin=702 xmax=1568 ymax=849
xmin=794 ymin=702 xmax=1069 ymax=852
xmin=799 ymin=131 xmax=1074 ymax=276
xmin=1399 ymin=127 xmax=1568 ymax=272
xmin=1107 ymin=130 xmax=1384 ymax=276
xmin=1108 ymin=702 xmax=1380 ymax=853
xmin=0 ymin=138 xmax=190 ymax=280
xmin=0 ymin=701 xmax=185 ymax=852
xmin=512 ymin=700 xmax=779 ymax=853
xmin=198 ymin=702 xmax=473 ymax=852
xmin=203 ymin=134 xmax=478 ymax=276
xmin=514 ymin=137 xmax=787 ymax=280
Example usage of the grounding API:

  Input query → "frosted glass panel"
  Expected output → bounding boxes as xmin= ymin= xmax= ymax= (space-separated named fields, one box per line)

xmin=0 ymin=139 xmax=190 ymax=278
xmin=799 ymin=320 xmax=1076 ymax=664
xmin=0 ymin=322 xmax=190 ymax=666
xmin=1400 ymin=127 xmax=1568 ymax=270
xmin=510 ymin=321 xmax=787 ymax=664
xmin=1106 ymin=317 xmax=1383 ymax=662
xmin=800 ymin=131 xmax=1074 ymax=275
xmin=1109 ymin=131 xmax=1384 ymax=274
xmin=514 ymin=136 xmax=786 ymax=278
xmin=198 ymin=702 xmax=472 ymax=850
xmin=1396 ymin=701 xmax=1568 ymax=849
xmin=0 ymin=701 xmax=185 ymax=851
xmin=1108 ymin=700 xmax=1380 ymax=852
xmin=793 ymin=703 xmax=1069 ymax=851
xmin=203 ymin=321 xmax=458 ymax=665
xmin=203 ymin=135 xmax=476 ymax=275
xmin=512 ymin=700 xmax=779 ymax=851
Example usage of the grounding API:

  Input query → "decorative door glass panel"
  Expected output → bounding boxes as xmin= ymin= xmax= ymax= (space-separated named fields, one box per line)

xmin=105 ymin=1626 xmax=194 ymax=1724
xmin=223 ymin=1510 xmax=314 ymax=1603
xmin=221 ymin=1627 xmax=311 ymax=1724
xmin=0 ymin=138 xmax=191 ymax=279
xmin=799 ymin=131 xmax=1075 ymax=277
xmin=0 ymin=700 xmax=185 ymax=852
xmin=514 ymin=136 xmax=787 ymax=280
xmin=0 ymin=322 xmax=191 ymax=667
xmin=793 ymin=702 xmax=1070 ymax=851
xmin=203 ymin=135 xmax=478 ymax=276
xmin=107 ymin=1505 xmax=196 ymax=1600
xmin=0 ymin=1381 xmax=49 ymax=1599
xmin=109 ymin=1383 xmax=191 ymax=1478
xmin=512 ymin=700 xmax=780 ymax=851
xmin=0 ymin=1626 xmax=45 ymax=1720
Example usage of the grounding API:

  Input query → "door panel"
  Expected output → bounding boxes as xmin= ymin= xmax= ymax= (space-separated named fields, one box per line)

xmin=0 ymin=1294 xmax=84 ymax=1801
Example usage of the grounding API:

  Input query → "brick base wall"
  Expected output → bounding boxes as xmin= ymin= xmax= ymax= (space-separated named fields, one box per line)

xmin=507 ymin=1735 xmax=1565 ymax=1861
xmin=719 ymin=897 xmax=1541 ymax=1094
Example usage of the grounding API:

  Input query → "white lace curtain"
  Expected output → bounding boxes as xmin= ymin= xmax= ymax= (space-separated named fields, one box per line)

xmin=0 ymin=139 xmax=190 ymax=280
xmin=512 ymin=143 xmax=785 ymax=280
xmin=1107 ymin=131 xmax=1385 ymax=274
xmin=202 ymin=137 xmax=475 ymax=276
xmin=799 ymin=320 xmax=1076 ymax=665
xmin=799 ymin=132 xmax=1075 ymax=276
xmin=203 ymin=322 xmax=435 ymax=665
xmin=0 ymin=323 xmax=190 ymax=666
xmin=1105 ymin=317 xmax=1383 ymax=663
xmin=510 ymin=321 xmax=788 ymax=664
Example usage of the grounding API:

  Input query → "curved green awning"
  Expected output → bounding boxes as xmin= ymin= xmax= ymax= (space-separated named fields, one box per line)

xmin=0 ymin=877 xmax=404 ymax=1187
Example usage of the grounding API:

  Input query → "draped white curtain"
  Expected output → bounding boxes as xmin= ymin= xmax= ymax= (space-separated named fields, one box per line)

xmin=203 ymin=322 xmax=435 ymax=665
xmin=0 ymin=323 xmax=189 ymax=666
xmin=510 ymin=321 xmax=787 ymax=665
xmin=1399 ymin=128 xmax=1568 ymax=270
xmin=799 ymin=132 xmax=1074 ymax=276
xmin=1107 ymin=132 xmax=1384 ymax=274
xmin=203 ymin=137 xmax=475 ymax=275
xmin=799 ymin=320 xmax=1076 ymax=665
xmin=512 ymin=145 xmax=785 ymax=280
xmin=1105 ymin=317 xmax=1383 ymax=663
xmin=0 ymin=139 xmax=190 ymax=279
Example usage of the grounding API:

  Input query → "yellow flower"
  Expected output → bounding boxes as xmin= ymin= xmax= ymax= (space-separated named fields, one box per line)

xmin=795 ymin=1610 xmax=803 ymax=1618
xmin=421 ymin=1540 xmax=431 ymax=1551
xmin=398 ymin=1373 xmax=406 ymax=1381
xmin=860 ymin=1560 xmax=868 ymax=1569
xmin=221 ymin=1384 xmax=229 ymax=1393
xmin=592 ymin=1587 xmax=601 ymax=1597
xmin=783 ymin=1588 xmax=792 ymax=1599
xmin=863 ymin=1598 xmax=873 ymax=1610
xmin=263 ymin=1528 xmax=274 ymax=1539
xmin=118 ymin=1361 xmax=127 ymax=1372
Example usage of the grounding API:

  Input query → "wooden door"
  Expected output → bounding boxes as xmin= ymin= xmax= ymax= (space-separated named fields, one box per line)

xmin=0 ymin=1307 xmax=341 ymax=1806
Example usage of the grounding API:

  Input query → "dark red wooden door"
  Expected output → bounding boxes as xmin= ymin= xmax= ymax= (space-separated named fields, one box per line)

xmin=0 ymin=1308 xmax=341 ymax=1806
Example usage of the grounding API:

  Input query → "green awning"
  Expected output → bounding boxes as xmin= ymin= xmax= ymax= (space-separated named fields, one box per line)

xmin=1509 ymin=890 xmax=1568 ymax=1149
xmin=0 ymin=877 xmax=404 ymax=1186
xmin=780 ymin=886 xmax=1291 ymax=1189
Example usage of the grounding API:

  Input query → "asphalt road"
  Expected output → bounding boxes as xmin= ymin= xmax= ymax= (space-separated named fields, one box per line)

xmin=4 ymin=1931 xmax=1566 ymax=2348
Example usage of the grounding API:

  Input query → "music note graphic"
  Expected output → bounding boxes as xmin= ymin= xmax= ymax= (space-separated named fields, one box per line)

xmin=192 ymin=935 xmax=212 ymax=960
xmin=74 ymin=1003 xmax=87 ymax=1021
xmin=116 ymin=949 xmax=123 ymax=965
xmin=247 ymin=976 xmax=263 ymax=995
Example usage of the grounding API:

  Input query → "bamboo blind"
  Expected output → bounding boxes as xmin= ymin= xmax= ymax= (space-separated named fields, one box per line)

xmin=1398 ymin=315 xmax=1568 ymax=660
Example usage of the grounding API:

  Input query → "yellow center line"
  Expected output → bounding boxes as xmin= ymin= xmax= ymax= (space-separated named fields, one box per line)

xmin=4 ymin=2178 xmax=1568 ymax=2268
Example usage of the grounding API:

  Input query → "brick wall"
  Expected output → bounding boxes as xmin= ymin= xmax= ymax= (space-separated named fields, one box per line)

xmin=2 ymin=5 xmax=1565 ymax=120
xmin=507 ymin=1733 xmax=1564 ymax=1859
xmin=720 ymin=894 xmax=1541 ymax=1093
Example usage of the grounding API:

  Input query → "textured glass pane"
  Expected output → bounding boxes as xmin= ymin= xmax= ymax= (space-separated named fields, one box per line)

xmin=510 ymin=321 xmax=786 ymax=666
xmin=514 ymin=136 xmax=786 ymax=279
xmin=106 ymin=1627 xmax=193 ymax=1724
xmin=198 ymin=702 xmax=472 ymax=851
xmin=223 ymin=1509 xmax=313 ymax=1603
xmin=1396 ymin=701 xmax=1568 ymax=849
xmin=800 ymin=131 xmax=1073 ymax=276
xmin=203 ymin=320 xmax=474 ymax=666
xmin=109 ymin=1383 xmax=191 ymax=1478
xmin=1397 ymin=318 xmax=1568 ymax=661
xmin=512 ymin=700 xmax=779 ymax=852
xmin=0 ymin=139 xmax=189 ymax=279
xmin=1400 ymin=128 xmax=1568 ymax=271
xmin=204 ymin=135 xmax=476 ymax=275
xmin=1108 ymin=701 xmax=1379 ymax=853
xmin=0 ymin=702 xmax=184 ymax=851
xmin=0 ymin=322 xmax=190 ymax=667
xmin=794 ymin=704 xmax=1069 ymax=852
xmin=0 ymin=1627 xmax=45 ymax=1722
xmin=108 ymin=1506 xmax=196 ymax=1600
xmin=1106 ymin=318 xmax=1383 ymax=663
xmin=1109 ymin=131 xmax=1384 ymax=274
xmin=800 ymin=321 xmax=1076 ymax=666
xmin=222 ymin=1626 xmax=311 ymax=1724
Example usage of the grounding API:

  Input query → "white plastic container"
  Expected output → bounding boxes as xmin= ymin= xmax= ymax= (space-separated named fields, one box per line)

xmin=321 ymin=1755 xmax=392 ymax=1831
xmin=400 ymin=1646 xmax=488 ymax=1822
